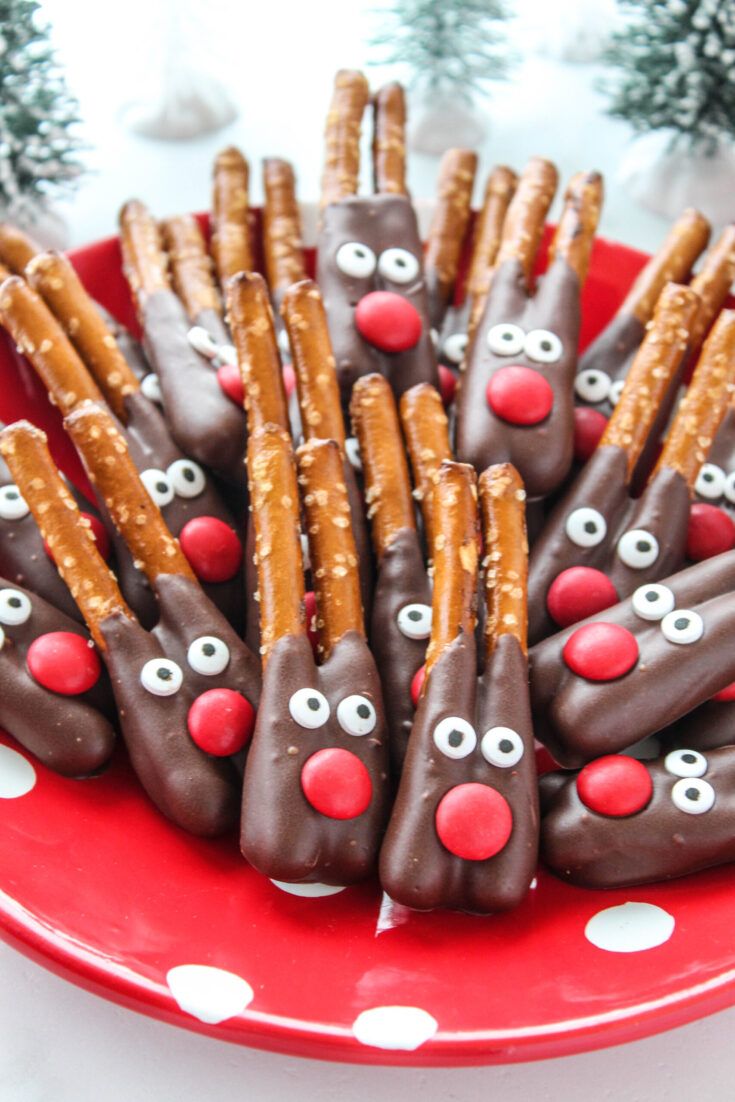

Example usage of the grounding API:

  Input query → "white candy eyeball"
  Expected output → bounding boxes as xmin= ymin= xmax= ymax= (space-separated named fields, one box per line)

xmin=187 ymin=635 xmax=230 ymax=676
xmin=378 ymin=247 xmax=420 ymax=284
xmin=0 ymin=484 xmax=30 ymax=520
xmin=632 ymin=583 xmax=675 ymax=621
xmin=695 ymin=463 xmax=726 ymax=500
xmin=277 ymin=328 xmax=291 ymax=357
xmin=335 ymin=241 xmax=377 ymax=279
xmin=167 ymin=459 xmax=207 ymax=499
xmin=575 ymin=369 xmax=611 ymax=404
xmin=300 ymin=532 xmax=311 ymax=572
xmin=0 ymin=588 xmax=32 ymax=626
xmin=433 ymin=716 xmax=477 ymax=759
xmin=660 ymin=608 xmax=703 ymax=645
xmin=0 ymin=625 xmax=4 ymax=651
xmin=617 ymin=528 xmax=659 ymax=569
xmin=664 ymin=748 xmax=707 ymax=779
xmin=141 ymin=373 xmax=163 ymax=404
xmin=140 ymin=657 xmax=183 ymax=696
xmin=724 ymin=470 xmax=735 ymax=505
xmin=140 ymin=468 xmax=175 ymax=508
xmin=443 ymin=332 xmax=468 ymax=365
xmin=480 ymin=726 xmax=524 ymax=768
xmin=487 ymin=322 xmax=524 ymax=356
xmin=344 ymin=436 xmax=362 ymax=472
xmin=608 ymin=379 xmax=625 ymax=407
xmin=525 ymin=329 xmax=563 ymax=364
xmin=289 ymin=687 xmax=330 ymax=729
xmin=565 ymin=506 xmax=607 ymax=548
xmin=188 ymin=325 xmax=219 ymax=360
xmin=671 ymin=776 xmax=715 ymax=815
xmin=337 ymin=694 xmax=377 ymax=736
xmin=396 ymin=602 xmax=432 ymax=640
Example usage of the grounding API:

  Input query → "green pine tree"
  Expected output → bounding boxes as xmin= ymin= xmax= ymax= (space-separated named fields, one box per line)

xmin=604 ymin=0 xmax=735 ymax=153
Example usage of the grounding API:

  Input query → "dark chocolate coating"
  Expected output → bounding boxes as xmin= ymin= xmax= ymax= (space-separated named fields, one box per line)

xmin=530 ymin=552 xmax=735 ymax=767
xmin=693 ymin=405 xmax=735 ymax=518
xmin=193 ymin=307 xmax=230 ymax=350
xmin=0 ymin=576 xmax=116 ymax=776
xmin=380 ymin=632 xmax=539 ymax=913
xmin=438 ymin=300 xmax=471 ymax=365
xmin=455 ymin=257 xmax=580 ymax=498
xmin=240 ymin=631 xmax=390 ymax=885
xmin=660 ymin=698 xmax=735 ymax=753
xmin=575 ymin=312 xmax=644 ymax=420
xmin=317 ymin=195 xmax=439 ymax=407
xmin=540 ymin=745 xmax=735 ymax=888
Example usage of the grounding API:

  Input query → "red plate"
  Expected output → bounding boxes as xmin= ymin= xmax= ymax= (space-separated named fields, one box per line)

xmin=2 ymin=228 xmax=734 ymax=1067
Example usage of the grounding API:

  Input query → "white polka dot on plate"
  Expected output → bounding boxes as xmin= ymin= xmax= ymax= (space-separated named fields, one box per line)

xmin=166 ymin=965 xmax=254 ymax=1024
xmin=270 ymin=880 xmax=347 ymax=898
xmin=0 ymin=745 xmax=36 ymax=798
xmin=585 ymin=902 xmax=675 ymax=953
xmin=352 ymin=1006 xmax=438 ymax=1051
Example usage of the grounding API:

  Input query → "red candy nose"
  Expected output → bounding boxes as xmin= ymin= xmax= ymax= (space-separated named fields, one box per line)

xmin=188 ymin=688 xmax=255 ymax=756
xmin=354 ymin=291 xmax=422 ymax=353
xmin=573 ymin=406 xmax=609 ymax=462
xmin=486 ymin=366 xmax=554 ymax=426
xmin=179 ymin=517 xmax=242 ymax=583
xmin=282 ymin=363 xmax=296 ymax=399
xmin=27 ymin=631 xmax=101 ymax=695
xmin=686 ymin=502 xmax=735 ymax=562
xmin=438 ymin=364 xmax=457 ymax=406
xmin=547 ymin=566 xmax=619 ymax=628
xmin=435 ymin=783 xmax=513 ymax=861
xmin=563 ymin=621 xmax=639 ymax=681
xmin=713 ymin=681 xmax=735 ymax=702
xmin=300 ymin=748 xmax=372 ymax=819
xmin=410 ymin=663 xmax=426 ymax=707
xmin=217 ymin=362 xmax=244 ymax=406
xmin=576 ymin=755 xmax=653 ymax=817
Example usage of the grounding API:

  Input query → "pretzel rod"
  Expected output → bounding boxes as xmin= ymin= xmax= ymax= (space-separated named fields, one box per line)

xmin=0 ymin=276 xmax=103 ymax=414
xmin=547 ymin=170 xmax=603 ymax=285
xmin=424 ymin=461 xmax=478 ymax=681
xmin=211 ymin=146 xmax=253 ymax=284
xmin=424 ymin=148 xmax=478 ymax=303
xmin=0 ymin=420 xmax=132 ymax=647
xmin=226 ymin=272 xmax=289 ymax=433
xmin=655 ymin=308 xmax=735 ymax=488
xmin=262 ymin=158 xmax=307 ymax=296
xmin=247 ymin=425 xmax=305 ymax=662
xmin=281 ymin=279 xmax=345 ymax=447
xmin=65 ymin=401 xmax=196 ymax=585
xmin=493 ymin=157 xmax=559 ymax=285
xmin=25 ymin=251 xmax=139 ymax=421
xmin=372 ymin=82 xmax=407 ymax=195
xmin=0 ymin=223 xmax=40 ymax=273
xmin=619 ymin=208 xmax=710 ymax=324
xmin=320 ymin=69 xmax=370 ymax=209
xmin=349 ymin=372 xmax=416 ymax=561
xmin=689 ymin=224 xmax=735 ymax=352
xmin=297 ymin=437 xmax=364 ymax=657
xmin=0 ymin=261 xmax=11 ymax=281
xmin=479 ymin=463 xmax=528 ymax=659
xmin=599 ymin=283 xmax=700 ymax=479
xmin=399 ymin=382 xmax=452 ymax=553
xmin=160 ymin=215 xmax=222 ymax=322
xmin=119 ymin=200 xmax=171 ymax=302
xmin=465 ymin=165 xmax=518 ymax=306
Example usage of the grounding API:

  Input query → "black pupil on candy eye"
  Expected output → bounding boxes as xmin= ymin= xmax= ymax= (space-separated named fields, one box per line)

xmin=645 ymin=591 xmax=658 ymax=603
xmin=501 ymin=331 xmax=513 ymax=342
xmin=686 ymin=787 xmax=699 ymax=802
xmin=448 ymin=729 xmax=464 ymax=748
xmin=158 ymin=667 xmax=172 ymax=681
xmin=682 ymin=753 xmax=697 ymax=764
xmin=202 ymin=643 xmax=215 ymax=656
xmin=7 ymin=490 xmax=18 ymax=500
xmin=396 ymin=258 xmax=406 ymax=268
xmin=156 ymin=481 xmax=167 ymax=494
xmin=408 ymin=610 xmax=422 ymax=621
xmin=355 ymin=248 xmax=365 ymax=258
xmin=499 ymin=738 xmax=514 ymax=754
xmin=357 ymin=703 xmax=370 ymax=719
xmin=540 ymin=339 xmax=552 ymax=352
xmin=584 ymin=521 xmax=598 ymax=534
xmin=183 ymin=468 xmax=195 ymax=483
xmin=704 ymin=472 xmax=714 ymax=483
xmin=636 ymin=539 xmax=651 ymax=552
xmin=8 ymin=597 xmax=21 ymax=608
xmin=675 ymin=617 xmax=689 ymax=631
xmin=307 ymin=697 xmax=321 ymax=711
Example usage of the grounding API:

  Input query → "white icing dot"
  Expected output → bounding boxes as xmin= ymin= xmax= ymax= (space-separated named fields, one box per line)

xmin=141 ymin=373 xmax=163 ymax=404
xmin=270 ymin=880 xmax=347 ymax=897
xmin=166 ymin=964 xmax=254 ymax=1024
xmin=585 ymin=902 xmax=675 ymax=953
xmin=352 ymin=1006 xmax=438 ymax=1051
xmin=0 ymin=745 xmax=36 ymax=798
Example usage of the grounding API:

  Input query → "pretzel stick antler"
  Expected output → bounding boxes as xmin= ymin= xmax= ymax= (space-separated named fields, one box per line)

xmin=160 ymin=215 xmax=222 ymax=322
xmin=226 ymin=272 xmax=289 ymax=433
xmin=465 ymin=165 xmax=518 ymax=323
xmin=320 ymin=69 xmax=370 ymax=209
xmin=479 ymin=464 xmax=528 ymax=659
xmin=262 ymin=159 xmax=307 ymax=298
xmin=424 ymin=148 xmax=478 ymax=318
xmin=0 ymin=223 xmax=40 ymax=274
xmin=211 ymin=146 xmax=252 ymax=284
xmin=281 ymin=279 xmax=345 ymax=447
xmin=493 ymin=157 xmax=559 ymax=286
xmin=547 ymin=171 xmax=603 ymax=285
xmin=399 ymin=382 xmax=452 ymax=553
xmin=372 ymin=82 xmax=407 ymax=196
xmin=689 ymin=224 xmax=735 ymax=353
xmin=118 ymin=200 xmax=171 ymax=304
xmin=0 ymin=421 xmax=132 ymax=647
xmin=619 ymin=208 xmax=710 ymax=325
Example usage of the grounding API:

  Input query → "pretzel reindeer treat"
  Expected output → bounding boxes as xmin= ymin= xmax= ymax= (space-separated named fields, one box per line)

xmin=380 ymin=462 xmax=538 ymax=913
xmin=161 ymin=214 xmax=232 ymax=356
xmin=262 ymin=159 xmax=307 ymax=309
xmin=240 ymin=428 xmax=389 ymax=885
xmin=210 ymin=146 xmax=253 ymax=286
xmin=456 ymin=162 xmax=603 ymax=498
xmin=423 ymin=148 xmax=478 ymax=330
xmin=689 ymin=398 xmax=735 ymax=560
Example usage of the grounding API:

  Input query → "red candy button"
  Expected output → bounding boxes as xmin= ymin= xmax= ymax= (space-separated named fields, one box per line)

xmin=435 ymin=783 xmax=513 ymax=861
xmin=547 ymin=566 xmax=619 ymax=628
xmin=179 ymin=517 xmax=242 ymax=583
xmin=188 ymin=688 xmax=255 ymax=756
xmin=713 ymin=681 xmax=735 ymax=703
xmin=563 ymin=621 xmax=639 ymax=681
xmin=282 ymin=363 xmax=296 ymax=399
xmin=354 ymin=291 xmax=422 ymax=353
xmin=304 ymin=590 xmax=319 ymax=654
xmin=486 ymin=366 xmax=554 ymax=426
xmin=27 ymin=631 xmax=101 ymax=695
xmin=300 ymin=748 xmax=372 ymax=819
xmin=410 ymin=663 xmax=426 ymax=707
xmin=686 ymin=503 xmax=735 ymax=562
xmin=573 ymin=406 xmax=609 ymax=463
xmin=45 ymin=511 xmax=110 ymax=563
xmin=438 ymin=364 xmax=457 ymax=406
xmin=217 ymin=362 xmax=244 ymax=406
xmin=577 ymin=755 xmax=653 ymax=817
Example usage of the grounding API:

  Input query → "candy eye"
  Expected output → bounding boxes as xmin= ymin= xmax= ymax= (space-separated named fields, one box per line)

xmin=443 ymin=332 xmax=468 ymax=364
xmin=631 ymin=583 xmax=675 ymax=621
xmin=188 ymin=325 xmax=219 ymax=360
xmin=575 ymin=369 xmax=611 ymax=404
xmin=337 ymin=694 xmax=377 ymax=736
xmin=378 ymin=247 xmax=420 ymax=284
xmin=695 ymin=463 xmax=726 ymax=500
xmin=480 ymin=726 xmax=524 ymax=768
xmin=617 ymin=528 xmax=659 ymax=569
xmin=525 ymin=329 xmax=562 ymax=364
xmin=344 ymin=436 xmax=362 ymax=472
xmin=487 ymin=323 xmax=524 ymax=356
xmin=396 ymin=602 xmax=432 ymax=640
xmin=671 ymin=776 xmax=715 ymax=815
xmin=565 ymin=506 xmax=607 ymax=548
xmin=660 ymin=608 xmax=703 ymax=645
xmin=140 ymin=468 xmax=174 ymax=508
xmin=608 ymin=379 xmax=625 ymax=407
xmin=140 ymin=657 xmax=183 ymax=696
xmin=0 ymin=588 xmax=32 ymax=625
xmin=167 ymin=459 xmax=207 ymax=499
xmin=664 ymin=748 xmax=707 ymax=778
xmin=187 ymin=635 xmax=230 ymax=676
xmin=335 ymin=241 xmax=377 ymax=279
xmin=433 ymin=716 xmax=477 ymax=759
xmin=0 ymin=484 xmax=29 ymax=520
xmin=216 ymin=344 xmax=237 ymax=368
xmin=289 ymin=687 xmax=330 ymax=729
xmin=724 ymin=470 xmax=735 ymax=505
xmin=277 ymin=328 xmax=291 ymax=357
xmin=141 ymin=373 xmax=163 ymax=404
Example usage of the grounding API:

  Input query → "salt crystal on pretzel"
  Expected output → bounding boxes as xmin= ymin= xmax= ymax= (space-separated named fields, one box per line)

xmin=372 ymin=82 xmax=407 ymax=197
xmin=399 ymin=381 xmax=452 ymax=555
xmin=211 ymin=146 xmax=252 ymax=284
xmin=262 ymin=158 xmax=307 ymax=304
xmin=424 ymin=148 xmax=478 ymax=329
xmin=320 ymin=69 xmax=370 ymax=210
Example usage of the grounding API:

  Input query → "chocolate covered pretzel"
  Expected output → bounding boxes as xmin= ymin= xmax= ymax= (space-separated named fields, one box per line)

xmin=689 ymin=400 xmax=735 ymax=560
xmin=423 ymin=148 xmax=478 ymax=329
xmin=262 ymin=158 xmax=307 ymax=309
xmin=211 ymin=146 xmax=253 ymax=286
